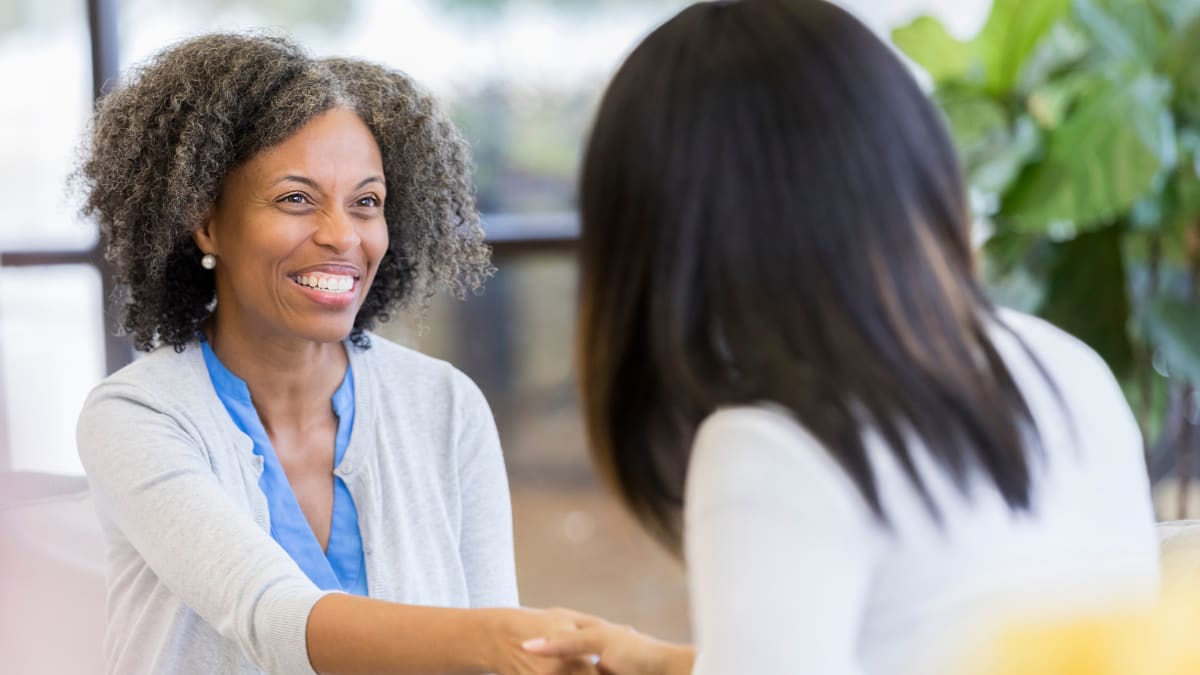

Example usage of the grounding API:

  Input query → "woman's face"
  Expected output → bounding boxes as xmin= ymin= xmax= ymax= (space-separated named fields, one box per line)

xmin=195 ymin=107 xmax=389 ymax=346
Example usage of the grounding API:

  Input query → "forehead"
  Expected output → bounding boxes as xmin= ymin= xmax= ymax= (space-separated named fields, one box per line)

xmin=241 ymin=107 xmax=384 ymax=182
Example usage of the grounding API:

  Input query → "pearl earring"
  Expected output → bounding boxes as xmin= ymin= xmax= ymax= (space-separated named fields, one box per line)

xmin=201 ymin=253 xmax=216 ymax=270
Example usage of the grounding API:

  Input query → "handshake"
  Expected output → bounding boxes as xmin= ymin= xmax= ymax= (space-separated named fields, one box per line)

xmin=495 ymin=607 xmax=695 ymax=675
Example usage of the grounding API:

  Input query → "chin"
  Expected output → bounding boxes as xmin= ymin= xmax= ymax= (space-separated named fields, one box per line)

xmin=295 ymin=320 xmax=359 ymax=345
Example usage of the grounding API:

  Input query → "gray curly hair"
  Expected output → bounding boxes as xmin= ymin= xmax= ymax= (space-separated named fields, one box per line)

xmin=75 ymin=32 xmax=492 ymax=351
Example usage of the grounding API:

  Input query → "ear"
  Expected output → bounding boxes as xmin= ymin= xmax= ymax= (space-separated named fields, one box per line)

xmin=192 ymin=207 xmax=218 ymax=255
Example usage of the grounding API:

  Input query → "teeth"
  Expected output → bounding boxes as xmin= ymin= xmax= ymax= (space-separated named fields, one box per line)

xmin=295 ymin=274 xmax=354 ymax=293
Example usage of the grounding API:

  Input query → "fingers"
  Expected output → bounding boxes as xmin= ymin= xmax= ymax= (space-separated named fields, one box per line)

xmin=523 ymin=626 xmax=610 ymax=659
xmin=546 ymin=607 xmax=607 ymax=629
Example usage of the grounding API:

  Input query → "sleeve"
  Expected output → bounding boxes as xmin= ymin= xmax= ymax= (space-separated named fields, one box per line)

xmin=76 ymin=382 xmax=333 ymax=674
xmin=684 ymin=406 xmax=881 ymax=675
xmin=452 ymin=372 xmax=519 ymax=607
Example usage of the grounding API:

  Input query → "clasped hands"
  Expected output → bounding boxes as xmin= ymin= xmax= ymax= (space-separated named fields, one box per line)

xmin=497 ymin=607 xmax=694 ymax=675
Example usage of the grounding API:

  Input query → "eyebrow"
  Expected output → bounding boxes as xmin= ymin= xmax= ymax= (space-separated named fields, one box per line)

xmin=272 ymin=175 xmax=386 ymax=191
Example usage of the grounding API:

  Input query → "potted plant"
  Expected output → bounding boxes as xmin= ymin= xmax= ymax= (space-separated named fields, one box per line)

xmin=892 ymin=0 xmax=1200 ymax=515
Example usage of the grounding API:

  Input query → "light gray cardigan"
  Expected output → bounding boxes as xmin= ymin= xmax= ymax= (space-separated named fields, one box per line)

xmin=77 ymin=334 xmax=518 ymax=674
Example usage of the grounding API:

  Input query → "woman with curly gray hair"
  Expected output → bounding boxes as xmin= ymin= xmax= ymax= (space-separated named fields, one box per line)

xmin=74 ymin=33 xmax=595 ymax=675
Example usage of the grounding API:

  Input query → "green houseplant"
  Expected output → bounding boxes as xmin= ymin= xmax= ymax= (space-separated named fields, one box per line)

xmin=892 ymin=0 xmax=1200 ymax=512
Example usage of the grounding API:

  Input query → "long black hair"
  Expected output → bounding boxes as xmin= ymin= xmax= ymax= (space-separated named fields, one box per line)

xmin=577 ymin=0 xmax=1045 ymax=552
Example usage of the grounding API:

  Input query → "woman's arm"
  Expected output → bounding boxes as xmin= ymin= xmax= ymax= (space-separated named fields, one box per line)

xmin=308 ymin=596 xmax=590 ymax=674
xmin=523 ymin=612 xmax=694 ymax=675
xmin=79 ymin=383 xmax=331 ymax=673
xmin=453 ymin=372 xmax=519 ymax=607
xmin=79 ymin=382 xmax=591 ymax=675
xmin=525 ymin=406 xmax=880 ymax=675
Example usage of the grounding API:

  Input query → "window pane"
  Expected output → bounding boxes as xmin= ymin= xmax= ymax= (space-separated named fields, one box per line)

xmin=0 ymin=266 xmax=105 ymax=474
xmin=117 ymin=0 xmax=692 ymax=217
xmin=0 ymin=0 xmax=97 ymax=251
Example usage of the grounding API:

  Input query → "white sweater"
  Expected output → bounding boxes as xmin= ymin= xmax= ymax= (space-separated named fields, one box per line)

xmin=684 ymin=310 xmax=1160 ymax=675
xmin=77 ymin=335 xmax=517 ymax=674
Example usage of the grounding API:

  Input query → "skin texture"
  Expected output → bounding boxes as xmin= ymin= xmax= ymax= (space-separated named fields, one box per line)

xmin=307 ymin=599 xmax=602 ymax=675
xmin=523 ymin=612 xmax=694 ymax=675
xmin=193 ymin=108 xmax=387 ymax=548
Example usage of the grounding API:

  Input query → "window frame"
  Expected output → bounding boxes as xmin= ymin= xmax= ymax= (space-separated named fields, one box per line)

xmin=0 ymin=0 xmax=578 ymax=470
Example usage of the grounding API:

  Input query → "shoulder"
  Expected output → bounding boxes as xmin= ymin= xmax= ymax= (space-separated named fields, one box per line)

xmin=76 ymin=343 xmax=215 ymax=471
xmin=351 ymin=332 xmax=490 ymax=415
xmin=694 ymin=405 xmax=823 ymax=462
xmin=84 ymin=342 xmax=204 ymax=411
xmin=991 ymin=307 xmax=1128 ymax=412
xmin=692 ymin=405 xmax=845 ymax=481
xmin=688 ymin=405 xmax=873 ymax=520
xmin=353 ymin=332 xmax=449 ymax=370
xmin=354 ymin=332 xmax=465 ymax=384
xmin=992 ymin=308 xmax=1110 ymax=374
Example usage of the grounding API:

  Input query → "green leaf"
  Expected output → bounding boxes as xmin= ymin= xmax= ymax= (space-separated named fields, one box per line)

xmin=1159 ymin=0 xmax=1200 ymax=25
xmin=1038 ymin=225 xmax=1134 ymax=376
xmin=972 ymin=116 xmax=1042 ymax=197
xmin=1143 ymin=296 xmax=1200 ymax=385
xmin=892 ymin=15 xmax=971 ymax=84
xmin=1073 ymin=0 xmax=1168 ymax=63
xmin=935 ymin=90 xmax=1041 ymax=198
xmin=1147 ymin=166 xmax=1200 ymax=264
xmin=1163 ymin=166 xmax=1200 ymax=234
xmin=1026 ymin=69 xmax=1102 ymax=129
xmin=975 ymin=0 xmax=1072 ymax=94
xmin=1162 ymin=9 xmax=1200 ymax=120
xmin=1016 ymin=21 xmax=1092 ymax=92
xmin=982 ymin=232 xmax=1054 ymax=311
xmin=1001 ymin=72 xmax=1174 ymax=232
xmin=937 ymin=90 xmax=1009 ymax=156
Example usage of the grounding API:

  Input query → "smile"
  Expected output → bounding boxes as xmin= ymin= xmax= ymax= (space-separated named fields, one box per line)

xmin=291 ymin=273 xmax=356 ymax=293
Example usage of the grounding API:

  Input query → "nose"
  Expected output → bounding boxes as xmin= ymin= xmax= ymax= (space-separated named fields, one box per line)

xmin=313 ymin=209 xmax=361 ymax=252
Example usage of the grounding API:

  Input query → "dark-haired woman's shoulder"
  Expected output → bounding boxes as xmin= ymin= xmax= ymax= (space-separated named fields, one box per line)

xmin=991 ymin=307 xmax=1145 ymax=475
xmin=990 ymin=307 xmax=1129 ymax=412
xmin=688 ymin=404 xmax=878 ymax=526
xmin=992 ymin=307 xmax=1106 ymax=369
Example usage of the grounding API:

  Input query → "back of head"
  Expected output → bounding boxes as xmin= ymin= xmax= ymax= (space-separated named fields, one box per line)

xmin=577 ymin=0 xmax=1041 ymax=548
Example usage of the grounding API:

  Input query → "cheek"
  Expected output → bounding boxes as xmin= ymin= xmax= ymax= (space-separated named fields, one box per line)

xmin=366 ymin=220 xmax=390 ymax=266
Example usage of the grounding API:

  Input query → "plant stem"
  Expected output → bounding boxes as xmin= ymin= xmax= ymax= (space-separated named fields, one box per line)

xmin=1138 ymin=236 xmax=1162 ymax=446
xmin=1176 ymin=222 xmax=1200 ymax=518
xmin=1180 ymin=386 xmax=1195 ymax=518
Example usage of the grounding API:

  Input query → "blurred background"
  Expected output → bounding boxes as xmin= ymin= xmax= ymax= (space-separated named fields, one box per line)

xmin=2 ymin=0 xmax=1199 ymax=647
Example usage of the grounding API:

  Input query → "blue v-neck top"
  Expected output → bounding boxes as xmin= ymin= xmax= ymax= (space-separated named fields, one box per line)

xmin=201 ymin=340 xmax=368 ymax=596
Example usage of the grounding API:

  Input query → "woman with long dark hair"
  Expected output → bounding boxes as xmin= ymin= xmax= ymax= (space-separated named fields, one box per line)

xmin=525 ymin=1 xmax=1160 ymax=673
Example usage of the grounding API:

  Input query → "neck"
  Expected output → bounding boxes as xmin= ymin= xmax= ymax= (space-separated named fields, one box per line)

xmin=204 ymin=315 xmax=349 ymax=435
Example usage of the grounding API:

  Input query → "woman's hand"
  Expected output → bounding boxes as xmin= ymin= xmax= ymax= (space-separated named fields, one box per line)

xmin=481 ymin=607 xmax=602 ymax=675
xmin=307 ymin=598 xmax=597 ymax=675
xmin=520 ymin=610 xmax=694 ymax=675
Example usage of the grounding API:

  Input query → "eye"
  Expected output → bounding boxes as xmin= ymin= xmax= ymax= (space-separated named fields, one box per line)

xmin=277 ymin=192 xmax=312 ymax=205
xmin=355 ymin=195 xmax=382 ymax=208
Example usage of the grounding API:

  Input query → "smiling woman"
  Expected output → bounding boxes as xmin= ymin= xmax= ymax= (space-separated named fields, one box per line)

xmin=195 ymin=108 xmax=390 ymax=347
xmin=72 ymin=32 xmax=598 ymax=675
